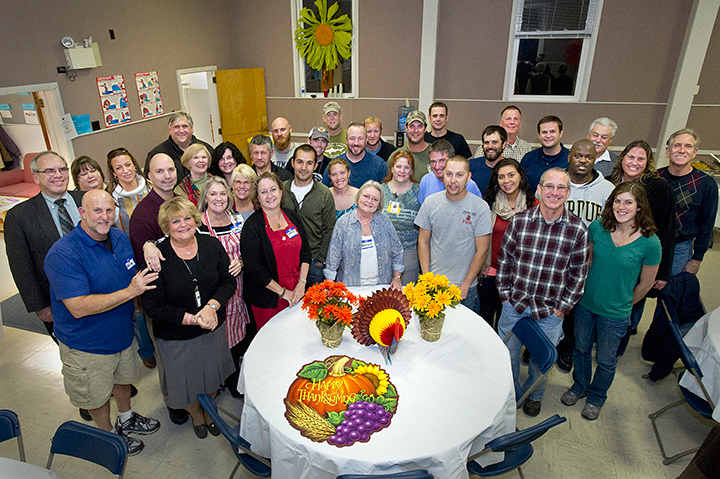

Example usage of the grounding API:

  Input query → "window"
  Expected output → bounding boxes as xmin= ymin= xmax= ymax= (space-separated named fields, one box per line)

xmin=292 ymin=0 xmax=358 ymax=98
xmin=504 ymin=0 xmax=603 ymax=101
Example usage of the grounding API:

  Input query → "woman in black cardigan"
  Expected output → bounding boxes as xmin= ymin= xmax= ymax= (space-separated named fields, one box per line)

xmin=610 ymin=140 xmax=676 ymax=356
xmin=240 ymin=172 xmax=311 ymax=329
xmin=142 ymin=197 xmax=236 ymax=439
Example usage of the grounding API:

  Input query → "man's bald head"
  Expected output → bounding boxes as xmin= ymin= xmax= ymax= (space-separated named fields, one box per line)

xmin=271 ymin=117 xmax=292 ymax=151
xmin=80 ymin=189 xmax=116 ymax=241
xmin=568 ymin=139 xmax=597 ymax=184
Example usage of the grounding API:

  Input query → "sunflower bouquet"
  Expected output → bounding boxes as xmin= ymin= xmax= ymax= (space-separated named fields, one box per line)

xmin=403 ymin=272 xmax=462 ymax=342
xmin=302 ymin=280 xmax=364 ymax=347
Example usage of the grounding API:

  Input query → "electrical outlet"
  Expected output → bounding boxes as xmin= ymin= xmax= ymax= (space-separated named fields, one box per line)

xmin=57 ymin=66 xmax=67 ymax=74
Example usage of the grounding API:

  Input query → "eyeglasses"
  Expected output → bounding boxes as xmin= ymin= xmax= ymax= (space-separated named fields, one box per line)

xmin=540 ymin=184 xmax=568 ymax=192
xmin=34 ymin=167 xmax=69 ymax=175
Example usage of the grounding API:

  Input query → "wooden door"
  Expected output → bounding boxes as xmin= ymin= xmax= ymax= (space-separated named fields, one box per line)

xmin=215 ymin=68 xmax=268 ymax=162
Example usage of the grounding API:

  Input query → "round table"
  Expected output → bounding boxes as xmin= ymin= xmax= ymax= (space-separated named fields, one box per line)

xmin=0 ymin=457 xmax=62 ymax=479
xmin=679 ymin=307 xmax=720 ymax=421
xmin=238 ymin=286 xmax=515 ymax=479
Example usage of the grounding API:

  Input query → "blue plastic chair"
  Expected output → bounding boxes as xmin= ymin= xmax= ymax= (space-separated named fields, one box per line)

xmin=0 ymin=409 xmax=25 ymax=461
xmin=197 ymin=393 xmax=271 ymax=478
xmin=46 ymin=420 xmax=128 ymax=478
xmin=467 ymin=414 xmax=567 ymax=478
xmin=337 ymin=471 xmax=434 ymax=479
xmin=504 ymin=317 xmax=558 ymax=406
xmin=649 ymin=300 xmax=716 ymax=465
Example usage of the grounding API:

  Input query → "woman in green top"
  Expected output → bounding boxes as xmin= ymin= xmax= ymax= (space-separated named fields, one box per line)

xmin=175 ymin=144 xmax=212 ymax=207
xmin=380 ymin=150 xmax=420 ymax=285
xmin=561 ymin=182 xmax=661 ymax=421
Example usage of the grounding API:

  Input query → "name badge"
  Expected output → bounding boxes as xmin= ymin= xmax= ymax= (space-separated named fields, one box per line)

xmin=285 ymin=227 xmax=298 ymax=238
xmin=231 ymin=223 xmax=243 ymax=234
xmin=125 ymin=258 xmax=136 ymax=270
xmin=387 ymin=201 xmax=401 ymax=214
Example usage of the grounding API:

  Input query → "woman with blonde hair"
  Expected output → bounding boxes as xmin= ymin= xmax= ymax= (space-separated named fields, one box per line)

xmin=230 ymin=163 xmax=258 ymax=219
xmin=175 ymin=143 xmax=212 ymax=206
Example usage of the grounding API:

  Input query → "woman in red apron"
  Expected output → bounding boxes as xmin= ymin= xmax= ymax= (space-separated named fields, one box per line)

xmin=240 ymin=172 xmax=311 ymax=329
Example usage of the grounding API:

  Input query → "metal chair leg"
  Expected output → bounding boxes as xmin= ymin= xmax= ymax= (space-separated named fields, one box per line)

xmin=229 ymin=461 xmax=241 ymax=479
xmin=518 ymin=465 xmax=526 ymax=479
xmin=649 ymin=398 xmax=696 ymax=464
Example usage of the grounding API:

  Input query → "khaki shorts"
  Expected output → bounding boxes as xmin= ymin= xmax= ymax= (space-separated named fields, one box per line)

xmin=58 ymin=340 xmax=141 ymax=410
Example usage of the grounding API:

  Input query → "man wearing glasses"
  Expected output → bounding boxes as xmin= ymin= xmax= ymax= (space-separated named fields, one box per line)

xmin=5 ymin=151 xmax=83 ymax=339
xmin=496 ymin=167 xmax=589 ymax=418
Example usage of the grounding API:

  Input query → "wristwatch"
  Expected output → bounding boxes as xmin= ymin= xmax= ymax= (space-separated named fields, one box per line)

xmin=209 ymin=303 xmax=218 ymax=311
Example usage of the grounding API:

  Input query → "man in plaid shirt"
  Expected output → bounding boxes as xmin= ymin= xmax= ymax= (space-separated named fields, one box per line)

xmin=497 ymin=167 xmax=590 ymax=417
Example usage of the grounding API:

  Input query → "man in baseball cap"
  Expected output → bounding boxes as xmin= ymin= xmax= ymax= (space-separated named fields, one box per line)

xmin=399 ymin=110 xmax=431 ymax=182
xmin=322 ymin=101 xmax=348 ymax=159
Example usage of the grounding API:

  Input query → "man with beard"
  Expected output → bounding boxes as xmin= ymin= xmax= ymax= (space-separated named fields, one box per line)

xmin=520 ymin=115 xmax=569 ymax=189
xmin=365 ymin=116 xmax=396 ymax=161
xmin=424 ymin=102 xmax=472 ymax=159
xmin=475 ymin=106 xmax=533 ymax=161
xmin=418 ymin=140 xmax=483 ymax=204
xmin=555 ymin=139 xmax=614 ymax=373
xmin=322 ymin=101 xmax=348 ymax=159
xmin=322 ymin=123 xmax=387 ymax=188
xmin=282 ymin=144 xmax=336 ymax=287
xmin=270 ymin=117 xmax=297 ymax=169
xmin=587 ymin=117 xmax=618 ymax=178
xmin=144 ymin=112 xmax=213 ymax=186
xmin=470 ymin=125 xmax=508 ymax=194
xmin=249 ymin=134 xmax=292 ymax=181
xmin=399 ymin=110 xmax=431 ymax=182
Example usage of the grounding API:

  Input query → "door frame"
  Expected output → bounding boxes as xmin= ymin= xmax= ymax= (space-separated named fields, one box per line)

xmin=0 ymin=82 xmax=74 ymax=162
xmin=176 ymin=66 xmax=222 ymax=144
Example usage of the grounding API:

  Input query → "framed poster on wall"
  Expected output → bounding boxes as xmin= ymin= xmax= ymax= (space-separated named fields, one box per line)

xmin=135 ymin=71 xmax=163 ymax=119
xmin=96 ymin=75 xmax=131 ymax=127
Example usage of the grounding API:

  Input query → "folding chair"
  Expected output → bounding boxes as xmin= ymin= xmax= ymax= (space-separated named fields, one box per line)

xmin=197 ymin=393 xmax=271 ymax=478
xmin=467 ymin=414 xmax=566 ymax=478
xmin=649 ymin=303 xmax=716 ymax=465
xmin=337 ymin=471 xmax=434 ymax=479
xmin=46 ymin=420 xmax=127 ymax=477
xmin=504 ymin=317 xmax=558 ymax=406
xmin=0 ymin=409 xmax=25 ymax=461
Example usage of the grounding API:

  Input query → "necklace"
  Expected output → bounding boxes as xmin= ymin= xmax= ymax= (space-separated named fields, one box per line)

xmin=266 ymin=211 xmax=284 ymax=230
xmin=358 ymin=214 xmax=372 ymax=225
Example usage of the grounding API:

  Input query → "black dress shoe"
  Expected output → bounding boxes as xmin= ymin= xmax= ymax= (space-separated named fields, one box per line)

xmin=522 ymin=399 xmax=541 ymax=417
xmin=557 ymin=353 xmax=572 ymax=373
xmin=207 ymin=422 xmax=221 ymax=436
xmin=194 ymin=423 xmax=208 ymax=439
xmin=168 ymin=407 xmax=189 ymax=425
xmin=79 ymin=408 xmax=92 ymax=421
xmin=130 ymin=384 xmax=138 ymax=398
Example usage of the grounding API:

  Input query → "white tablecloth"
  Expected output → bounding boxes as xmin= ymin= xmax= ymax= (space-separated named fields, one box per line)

xmin=239 ymin=286 xmax=516 ymax=479
xmin=679 ymin=307 xmax=720 ymax=421
xmin=0 ymin=457 xmax=61 ymax=479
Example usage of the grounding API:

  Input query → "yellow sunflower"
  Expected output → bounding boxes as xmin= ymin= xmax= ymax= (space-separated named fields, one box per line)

xmin=354 ymin=364 xmax=390 ymax=396
xmin=294 ymin=0 xmax=353 ymax=71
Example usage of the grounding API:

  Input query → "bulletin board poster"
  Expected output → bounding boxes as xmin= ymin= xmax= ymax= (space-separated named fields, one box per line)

xmin=96 ymin=75 xmax=131 ymax=128
xmin=135 ymin=71 xmax=164 ymax=119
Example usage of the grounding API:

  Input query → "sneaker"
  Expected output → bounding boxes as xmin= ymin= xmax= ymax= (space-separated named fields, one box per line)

xmin=557 ymin=353 xmax=572 ymax=373
xmin=561 ymin=389 xmax=583 ymax=406
xmin=168 ymin=407 xmax=189 ymax=425
xmin=115 ymin=429 xmax=144 ymax=456
xmin=116 ymin=412 xmax=160 ymax=435
xmin=581 ymin=403 xmax=602 ymax=420
xmin=522 ymin=399 xmax=541 ymax=417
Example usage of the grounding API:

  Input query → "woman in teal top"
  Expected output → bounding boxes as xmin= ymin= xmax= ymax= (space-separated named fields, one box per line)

xmin=561 ymin=182 xmax=661 ymax=421
xmin=380 ymin=150 xmax=421 ymax=285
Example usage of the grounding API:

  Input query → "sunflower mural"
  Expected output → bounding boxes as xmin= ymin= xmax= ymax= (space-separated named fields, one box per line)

xmin=294 ymin=0 xmax=353 ymax=89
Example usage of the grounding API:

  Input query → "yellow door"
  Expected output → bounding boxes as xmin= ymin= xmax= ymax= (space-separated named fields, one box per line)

xmin=215 ymin=68 xmax=268 ymax=163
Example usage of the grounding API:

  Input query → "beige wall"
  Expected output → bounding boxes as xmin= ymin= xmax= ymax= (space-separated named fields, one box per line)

xmin=0 ymin=0 xmax=235 ymax=175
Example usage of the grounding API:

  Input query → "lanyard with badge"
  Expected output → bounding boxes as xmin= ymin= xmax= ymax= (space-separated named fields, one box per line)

xmin=386 ymin=192 xmax=401 ymax=215
xmin=181 ymin=254 xmax=202 ymax=308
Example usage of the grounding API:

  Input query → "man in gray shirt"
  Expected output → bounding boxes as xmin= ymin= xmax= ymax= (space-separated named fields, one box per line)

xmin=415 ymin=156 xmax=491 ymax=314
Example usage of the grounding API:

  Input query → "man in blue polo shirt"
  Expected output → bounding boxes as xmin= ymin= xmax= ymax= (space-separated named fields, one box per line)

xmin=44 ymin=190 xmax=160 ymax=455
xmin=322 ymin=122 xmax=388 ymax=188
xmin=520 ymin=115 xmax=570 ymax=189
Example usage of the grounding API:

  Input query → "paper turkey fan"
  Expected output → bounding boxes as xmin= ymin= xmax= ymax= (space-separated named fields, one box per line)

xmin=352 ymin=288 xmax=411 ymax=362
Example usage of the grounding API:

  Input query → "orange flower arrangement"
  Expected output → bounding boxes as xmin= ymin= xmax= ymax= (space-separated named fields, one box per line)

xmin=302 ymin=280 xmax=364 ymax=327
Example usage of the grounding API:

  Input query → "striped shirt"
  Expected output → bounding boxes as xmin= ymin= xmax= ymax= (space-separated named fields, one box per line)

xmin=497 ymin=205 xmax=589 ymax=319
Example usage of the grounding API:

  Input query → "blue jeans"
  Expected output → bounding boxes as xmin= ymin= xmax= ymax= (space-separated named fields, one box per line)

xmin=570 ymin=303 xmax=629 ymax=407
xmin=497 ymin=302 xmax=563 ymax=402
xmin=461 ymin=284 xmax=480 ymax=315
xmin=671 ymin=241 xmax=693 ymax=276
xmin=134 ymin=311 xmax=155 ymax=361
xmin=307 ymin=260 xmax=325 ymax=288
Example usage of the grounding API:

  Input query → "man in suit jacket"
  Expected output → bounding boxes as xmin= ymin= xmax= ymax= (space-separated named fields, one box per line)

xmin=588 ymin=117 xmax=618 ymax=178
xmin=5 ymin=151 xmax=83 ymax=338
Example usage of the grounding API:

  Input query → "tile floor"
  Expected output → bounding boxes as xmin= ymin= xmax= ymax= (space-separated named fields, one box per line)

xmin=1 ymin=232 xmax=718 ymax=478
